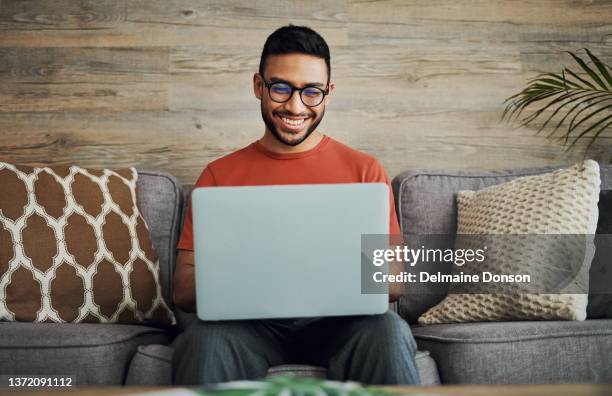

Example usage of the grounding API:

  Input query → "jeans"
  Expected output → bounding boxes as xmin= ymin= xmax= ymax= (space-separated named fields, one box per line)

xmin=172 ymin=310 xmax=420 ymax=385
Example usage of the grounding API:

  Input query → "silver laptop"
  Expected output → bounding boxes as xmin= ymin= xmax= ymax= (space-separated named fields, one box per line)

xmin=191 ymin=183 xmax=390 ymax=321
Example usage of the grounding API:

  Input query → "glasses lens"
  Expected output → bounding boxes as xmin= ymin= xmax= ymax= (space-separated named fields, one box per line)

xmin=301 ymin=87 xmax=325 ymax=106
xmin=269 ymin=83 xmax=292 ymax=102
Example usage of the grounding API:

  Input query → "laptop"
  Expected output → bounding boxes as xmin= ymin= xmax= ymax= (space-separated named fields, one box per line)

xmin=191 ymin=183 xmax=390 ymax=321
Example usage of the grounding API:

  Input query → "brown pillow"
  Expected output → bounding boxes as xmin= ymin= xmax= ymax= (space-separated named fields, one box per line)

xmin=0 ymin=163 xmax=175 ymax=326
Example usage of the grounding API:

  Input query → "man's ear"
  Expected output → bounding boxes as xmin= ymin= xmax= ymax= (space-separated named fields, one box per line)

xmin=253 ymin=73 xmax=263 ymax=100
xmin=324 ymin=81 xmax=335 ymax=106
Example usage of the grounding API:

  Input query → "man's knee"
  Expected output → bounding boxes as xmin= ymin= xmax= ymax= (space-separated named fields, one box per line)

xmin=356 ymin=311 xmax=417 ymax=352
xmin=173 ymin=320 xmax=271 ymax=384
xmin=358 ymin=311 xmax=407 ymax=333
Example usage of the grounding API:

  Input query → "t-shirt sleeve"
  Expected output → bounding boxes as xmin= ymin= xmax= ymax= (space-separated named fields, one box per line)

xmin=364 ymin=159 xmax=402 ymax=237
xmin=177 ymin=166 xmax=217 ymax=251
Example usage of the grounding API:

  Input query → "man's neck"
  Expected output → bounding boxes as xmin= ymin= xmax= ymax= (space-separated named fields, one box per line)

xmin=258 ymin=130 xmax=324 ymax=154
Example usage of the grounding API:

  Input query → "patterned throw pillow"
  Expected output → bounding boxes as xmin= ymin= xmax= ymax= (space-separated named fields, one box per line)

xmin=0 ymin=163 xmax=175 ymax=326
xmin=418 ymin=160 xmax=600 ymax=325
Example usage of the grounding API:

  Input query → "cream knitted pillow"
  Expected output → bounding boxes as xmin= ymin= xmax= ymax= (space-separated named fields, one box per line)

xmin=418 ymin=160 xmax=600 ymax=325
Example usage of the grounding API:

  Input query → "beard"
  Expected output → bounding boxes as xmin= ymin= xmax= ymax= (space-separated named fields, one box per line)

xmin=261 ymin=104 xmax=325 ymax=147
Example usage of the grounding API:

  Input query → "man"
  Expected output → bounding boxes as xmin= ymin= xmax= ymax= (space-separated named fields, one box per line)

xmin=172 ymin=25 xmax=420 ymax=385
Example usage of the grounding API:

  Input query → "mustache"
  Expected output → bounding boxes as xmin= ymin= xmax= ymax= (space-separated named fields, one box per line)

xmin=273 ymin=110 xmax=313 ymax=118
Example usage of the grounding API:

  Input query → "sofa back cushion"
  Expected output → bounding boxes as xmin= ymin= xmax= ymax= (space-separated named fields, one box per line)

xmin=137 ymin=171 xmax=184 ymax=307
xmin=392 ymin=164 xmax=612 ymax=323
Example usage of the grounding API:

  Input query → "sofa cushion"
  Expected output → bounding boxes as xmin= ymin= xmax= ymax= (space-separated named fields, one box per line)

xmin=265 ymin=350 xmax=439 ymax=385
xmin=125 ymin=343 xmax=440 ymax=386
xmin=392 ymin=164 xmax=612 ymax=324
xmin=412 ymin=350 xmax=440 ymax=385
xmin=0 ymin=164 xmax=174 ymax=326
xmin=0 ymin=322 xmax=170 ymax=385
xmin=267 ymin=365 xmax=327 ymax=378
xmin=125 ymin=344 xmax=173 ymax=386
xmin=412 ymin=319 xmax=612 ymax=384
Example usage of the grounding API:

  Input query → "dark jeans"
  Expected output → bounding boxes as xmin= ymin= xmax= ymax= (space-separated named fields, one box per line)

xmin=172 ymin=310 xmax=420 ymax=385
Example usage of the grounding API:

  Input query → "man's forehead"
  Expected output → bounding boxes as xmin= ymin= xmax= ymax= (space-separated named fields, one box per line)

xmin=264 ymin=53 xmax=328 ymax=85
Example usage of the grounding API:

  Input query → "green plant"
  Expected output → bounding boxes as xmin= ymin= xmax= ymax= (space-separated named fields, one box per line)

xmin=194 ymin=376 xmax=395 ymax=396
xmin=502 ymin=48 xmax=612 ymax=152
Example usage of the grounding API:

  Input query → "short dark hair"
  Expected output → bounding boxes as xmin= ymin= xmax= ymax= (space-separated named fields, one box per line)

xmin=259 ymin=25 xmax=331 ymax=83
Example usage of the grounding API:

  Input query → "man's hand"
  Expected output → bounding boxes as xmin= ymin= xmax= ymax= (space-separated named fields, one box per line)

xmin=388 ymin=259 xmax=405 ymax=302
xmin=388 ymin=245 xmax=406 ymax=303
xmin=173 ymin=249 xmax=196 ymax=312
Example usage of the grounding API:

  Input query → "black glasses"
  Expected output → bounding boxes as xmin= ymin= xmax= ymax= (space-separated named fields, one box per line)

xmin=262 ymin=78 xmax=329 ymax=107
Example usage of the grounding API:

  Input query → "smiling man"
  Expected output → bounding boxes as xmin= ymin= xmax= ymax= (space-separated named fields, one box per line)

xmin=172 ymin=25 xmax=420 ymax=386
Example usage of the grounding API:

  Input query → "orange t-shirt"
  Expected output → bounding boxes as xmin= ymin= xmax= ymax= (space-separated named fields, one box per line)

xmin=177 ymin=135 xmax=401 ymax=251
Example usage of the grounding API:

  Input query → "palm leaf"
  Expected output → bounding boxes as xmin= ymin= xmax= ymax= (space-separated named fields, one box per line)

xmin=503 ymin=49 xmax=612 ymax=154
xmin=584 ymin=48 xmax=612 ymax=88
xmin=568 ymin=113 xmax=612 ymax=150
xmin=503 ymin=89 xmax=562 ymax=121
xmin=566 ymin=50 xmax=608 ymax=90
xmin=567 ymin=104 xmax=612 ymax=138
xmin=568 ymin=98 xmax=612 ymax=132
xmin=551 ymin=92 xmax=612 ymax=141
xmin=526 ymin=72 xmax=579 ymax=88
xmin=519 ymin=90 xmax=588 ymax=127
xmin=531 ymin=91 xmax=608 ymax=134
xmin=563 ymin=67 xmax=596 ymax=89
xmin=586 ymin=118 xmax=612 ymax=152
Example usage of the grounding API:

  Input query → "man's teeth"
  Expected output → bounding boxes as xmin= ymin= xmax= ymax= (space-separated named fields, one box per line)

xmin=281 ymin=117 xmax=305 ymax=126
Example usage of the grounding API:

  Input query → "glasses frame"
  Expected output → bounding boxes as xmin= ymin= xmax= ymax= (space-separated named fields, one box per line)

xmin=262 ymin=78 xmax=329 ymax=107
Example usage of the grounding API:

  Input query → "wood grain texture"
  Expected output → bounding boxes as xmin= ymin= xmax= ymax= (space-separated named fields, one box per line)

xmin=0 ymin=0 xmax=611 ymax=184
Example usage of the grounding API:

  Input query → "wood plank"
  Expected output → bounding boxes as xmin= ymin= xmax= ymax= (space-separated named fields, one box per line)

xmin=0 ymin=47 xmax=169 ymax=83
xmin=0 ymin=46 xmax=169 ymax=111
xmin=0 ymin=0 xmax=126 ymax=30
xmin=519 ymin=46 xmax=612 ymax=77
xmin=0 ymin=82 xmax=168 ymax=112
xmin=347 ymin=0 xmax=612 ymax=47
xmin=369 ymin=135 xmax=612 ymax=178
xmin=348 ymin=21 xmax=612 ymax=48
xmin=0 ymin=111 xmax=254 ymax=182
xmin=349 ymin=0 xmax=612 ymax=25
xmin=126 ymin=0 xmax=347 ymax=27
xmin=170 ymin=46 xmax=259 ymax=76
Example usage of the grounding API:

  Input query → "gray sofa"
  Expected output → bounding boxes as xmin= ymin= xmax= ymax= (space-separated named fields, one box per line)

xmin=2 ymin=165 xmax=611 ymax=385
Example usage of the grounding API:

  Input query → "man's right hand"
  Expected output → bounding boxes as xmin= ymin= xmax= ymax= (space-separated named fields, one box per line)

xmin=173 ymin=249 xmax=196 ymax=313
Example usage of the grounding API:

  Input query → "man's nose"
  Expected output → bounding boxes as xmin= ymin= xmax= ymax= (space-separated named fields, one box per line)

xmin=284 ymin=90 xmax=306 ymax=114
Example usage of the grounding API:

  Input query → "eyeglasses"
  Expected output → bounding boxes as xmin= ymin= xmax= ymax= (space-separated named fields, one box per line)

xmin=262 ymin=78 xmax=329 ymax=107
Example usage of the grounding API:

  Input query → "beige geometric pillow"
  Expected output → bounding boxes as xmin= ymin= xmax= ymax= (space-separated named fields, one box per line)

xmin=0 ymin=163 xmax=176 ymax=326
xmin=418 ymin=160 xmax=600 ymax=325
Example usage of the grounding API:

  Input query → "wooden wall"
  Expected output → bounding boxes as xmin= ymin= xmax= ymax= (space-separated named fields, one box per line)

xmin=1 ymin=0 xmax=611 ymax=184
